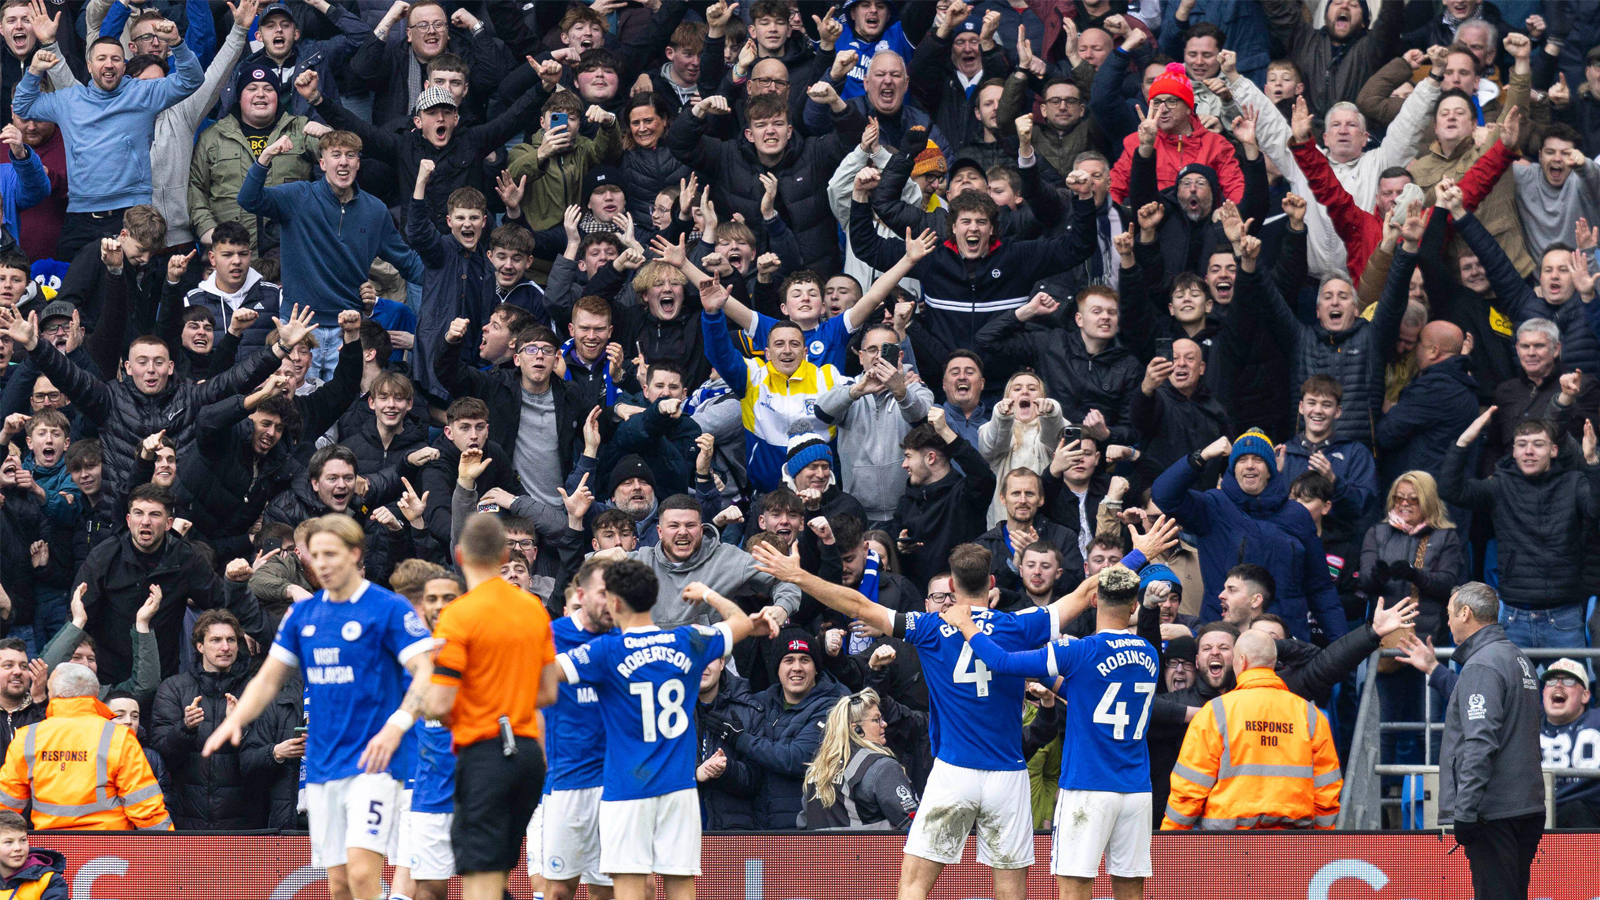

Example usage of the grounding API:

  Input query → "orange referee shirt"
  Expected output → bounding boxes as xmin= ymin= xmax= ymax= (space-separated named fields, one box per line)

xmin=432 ymin=577 xmax=556 ymax=747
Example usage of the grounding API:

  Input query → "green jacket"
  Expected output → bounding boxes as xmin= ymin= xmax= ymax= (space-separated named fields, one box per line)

xmin=507 ymin=121 xmax=623 ymax=232
xmin=189 ymin=113 xmax=320 ymax=253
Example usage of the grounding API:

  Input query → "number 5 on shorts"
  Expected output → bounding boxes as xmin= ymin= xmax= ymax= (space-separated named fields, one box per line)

xmin=368 ymin=800 xmax=383 ymax=827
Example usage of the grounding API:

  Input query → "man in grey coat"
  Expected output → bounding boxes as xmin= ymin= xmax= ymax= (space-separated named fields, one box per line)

xmin=1439 ymin=581 xmax=1545 ymax=899
xmin=608 ymin=494 xmax=801 ymax=633
xmin=816 ymin=323 xmax=932 ymax=525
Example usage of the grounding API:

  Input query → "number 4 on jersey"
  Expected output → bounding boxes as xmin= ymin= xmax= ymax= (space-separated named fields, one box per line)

xmin=630 ymin=678 xmax=689 ymax=743
xmin=1093 ymin=681 xmax=1156 ymax=740
xmin=954 ymin=643 xmax=993 ymax=697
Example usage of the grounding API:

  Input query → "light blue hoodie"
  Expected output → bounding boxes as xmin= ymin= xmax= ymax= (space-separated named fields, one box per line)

xmin=13 ymin=41 xmax=202 ymax=213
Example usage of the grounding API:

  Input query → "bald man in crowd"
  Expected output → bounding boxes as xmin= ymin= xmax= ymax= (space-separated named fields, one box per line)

xmin=1375 ymin=321 xmax=1481 ymax=485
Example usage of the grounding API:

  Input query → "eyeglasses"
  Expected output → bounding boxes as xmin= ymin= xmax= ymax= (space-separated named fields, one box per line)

xmin=927 ymin=591 xmax=955 ymax=605
xmin=1043 ymin=96 xmax=1083 ymax=107
xmin=508 ymin=538 xmax=536 ymax=551
xmin=410 ymin=21 xmax=448 ymax=33
xmin=750 ymin=77 xmax=789 ymax=87
xmin=41 ymin=324 xmax=71 ymax=337
xmin=1149 ymin=96 xmax=1187 ymax=109
xmin=518 ymin=344 xmax=557 ymax=358
xmin=1393 ymin=494 xmax=1420 ymax=506
xmin=131 ymin=33 xmax=167 ymax=45
xmin=30 ymin=391 xmax=61 ymax=403
xmin=1546 ymin=675 xmax=1583 ymax=688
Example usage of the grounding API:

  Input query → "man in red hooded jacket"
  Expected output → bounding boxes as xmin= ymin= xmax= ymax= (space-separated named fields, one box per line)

xmin=1110 ymin=62 xmax=1244 ymax=204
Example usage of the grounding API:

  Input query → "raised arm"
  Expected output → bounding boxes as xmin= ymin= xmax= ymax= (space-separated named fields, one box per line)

xmin=750 ymin=541 xmax=894 ymax=636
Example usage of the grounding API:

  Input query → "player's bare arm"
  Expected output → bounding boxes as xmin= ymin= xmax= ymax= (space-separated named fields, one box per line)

xmin=751 ymin=541 xmax=894 ymax=635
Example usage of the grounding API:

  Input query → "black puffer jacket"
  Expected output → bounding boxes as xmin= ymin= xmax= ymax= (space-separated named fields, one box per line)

xmin=697 ymin=671 xmax=763 ymax=831
xmin=1359 ymin=521 xmax=1465 ymax=644
xmin=151 ymin=659 xmax=259 ymax=830
xmin=621 ymin=144 xmax=691 ymax=221
xmin=1458 ymin=211 xmax=1600 ymax=379
xmin=29 ymin=339 xmax=281 ymax=506
xmin=853 ymin=196 xmax=1096 ymax=358
xmin=736 ymin=676 xmax=849 ymax=829
xmin=1238 ymin=250 xmax=1409 ymax=449
xmin=1439 ymin=439 xmax=1600 ymax=610
xmin=975 ymin=316 xmax=1143 ymax=447
xmin=78 ymin=533 xmax=227 ymax=684
xmin=666 ymin=101 xmax=867 ymax=275
xmin=1130 ymin=382 xmax=1230 ymax=488
xmin=434 ymin=340 xmax=586 ymax=473
xmin=346 ymin=24 xmax=514 ymax=125
xmin=240 ymin=677 xmax=306 ymax=831
xmin=177 ymin=396 xmax=299 ymax=557
xmin=338 ymin=406 xmax=431 ymax=504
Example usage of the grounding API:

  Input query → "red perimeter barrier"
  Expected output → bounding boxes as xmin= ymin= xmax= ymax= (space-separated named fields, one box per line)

xmin=31 ymin=831 xmax=1600 ymax=899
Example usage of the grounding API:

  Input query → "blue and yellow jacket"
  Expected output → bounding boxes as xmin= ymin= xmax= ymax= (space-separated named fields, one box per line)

xmin=702 ymin=311 xmax=847 ymax=492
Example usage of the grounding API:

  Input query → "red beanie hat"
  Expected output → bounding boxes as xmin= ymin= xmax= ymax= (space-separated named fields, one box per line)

xmin=1147 ymin=62 xmax=1195 ymax=113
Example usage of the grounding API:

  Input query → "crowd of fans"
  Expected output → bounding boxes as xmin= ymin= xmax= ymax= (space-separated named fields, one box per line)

xmin=0 ymin=0 xmax=1590 ymax=846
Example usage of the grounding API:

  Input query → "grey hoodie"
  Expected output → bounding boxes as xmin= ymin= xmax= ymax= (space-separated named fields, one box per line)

xmin=816 ymin=380 xmax=932 ymax=523
xmin=1438 ymin=622 xmax=1546 ymax=824
xmin=629 ymin=527 xmax=801 ymax=628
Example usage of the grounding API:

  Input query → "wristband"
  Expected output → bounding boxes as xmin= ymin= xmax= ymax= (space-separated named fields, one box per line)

xmin=387 ymin=709 xmax=415 ymax=732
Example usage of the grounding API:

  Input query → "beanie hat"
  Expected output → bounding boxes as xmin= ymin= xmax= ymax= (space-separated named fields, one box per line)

xmin=607 ymin=453 xmax=656 ymax=499
xmin=775 ymin=628 xmax=816 ymax=665
xmin=1147 ymin=62 xmax=1195 ymax=113
xmin=1165 ymin=635 xmax=1197 ymax=664
xmin=234 ymin=65 xmax=281 ymax=105
xmin=783 ymin=419 xmax=832 ymax=479
xmin=582 ymin=165 xmax=626 ymax=203
xmin=1174 ymin=162 xmax=1219 ymax=191
xmin=784 ymin=429 xmax=833 ymax=480
xmin=912 ymin=144 xmax=947 ymax=179
xmin=1229 ymin=428 xmax=1277 ymax=477
xmin=1139 ymin=563 xmax=1181 ymax=595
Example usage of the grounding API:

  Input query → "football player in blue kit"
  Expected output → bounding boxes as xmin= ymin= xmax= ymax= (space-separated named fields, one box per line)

xmin=750 ymin=516 xmax=1178 ymax=900
xmin=944 ymin=563 xmax=1159 ymax=900
xmin=396 ymin=572 xmax=465 ymax=900
xmin=531 ymin=555 xmax=617 ymax=900
xmin=556 ymin=560 xmax=770 ymax=900
xmin=204 ymin=515 xmax=436 ymax=900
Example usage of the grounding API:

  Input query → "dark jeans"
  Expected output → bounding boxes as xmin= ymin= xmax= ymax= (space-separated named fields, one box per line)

xmin=56 ymin=208 xmax=129 ymax=262
xmin=1461 ymin=813 xmax=1543 ymax=900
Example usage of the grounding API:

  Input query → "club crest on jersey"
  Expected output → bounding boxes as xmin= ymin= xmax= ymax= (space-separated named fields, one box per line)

xmin=809 ymin=339 xmax=825 ymax=356
xmin=342 ymin=621 xmax=363 ymax=641
xmin=991 ymin=269 xmax=1001 ymax=279
xmin=404 ymin=611 xmax=428 ymax=638
xmin=1467 ymin=693 xmax=1487 ymax=720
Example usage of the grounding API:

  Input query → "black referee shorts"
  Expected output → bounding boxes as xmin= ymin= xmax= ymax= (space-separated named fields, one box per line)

xmin=451 ymin=736 xmax=546 ymax=875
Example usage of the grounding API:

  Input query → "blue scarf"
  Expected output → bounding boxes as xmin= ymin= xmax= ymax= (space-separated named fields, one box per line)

xmin=561 ymin=338 xmax=617 ymax=405
xmin=685 ymin=378 xmax=731 ymax=417
xmin=848 ymin=549 xmax=883 ymax=656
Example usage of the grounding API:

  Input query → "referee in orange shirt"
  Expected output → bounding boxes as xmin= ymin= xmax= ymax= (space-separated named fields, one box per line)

xmin=424 ymin=513 xmax=559 ymax=900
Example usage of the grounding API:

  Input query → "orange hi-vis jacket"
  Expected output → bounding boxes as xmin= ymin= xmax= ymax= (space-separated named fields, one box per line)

xmin=0 ymin=696 xmax=172 ymax=831
xmin=1161 ymin=667 xmax=1342 ymax=831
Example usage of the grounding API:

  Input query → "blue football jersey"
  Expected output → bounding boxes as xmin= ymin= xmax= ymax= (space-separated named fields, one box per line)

xmin=269 ymin=581 xmax=434 ymax=784
xmin=557 ymin=623 xmax=731 ymax=801
xmin=894 ymin=605 xmax=1058 ymax=770
xmin=969 ymin=630 xmax=1158 ymax=794
xmin=545 ymin=615 xmax=613 ymax=792
xmin=744 ymin=312 xmax=854 ymax=370
xmin=410 ymin=719 xmax=455 ymax=814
